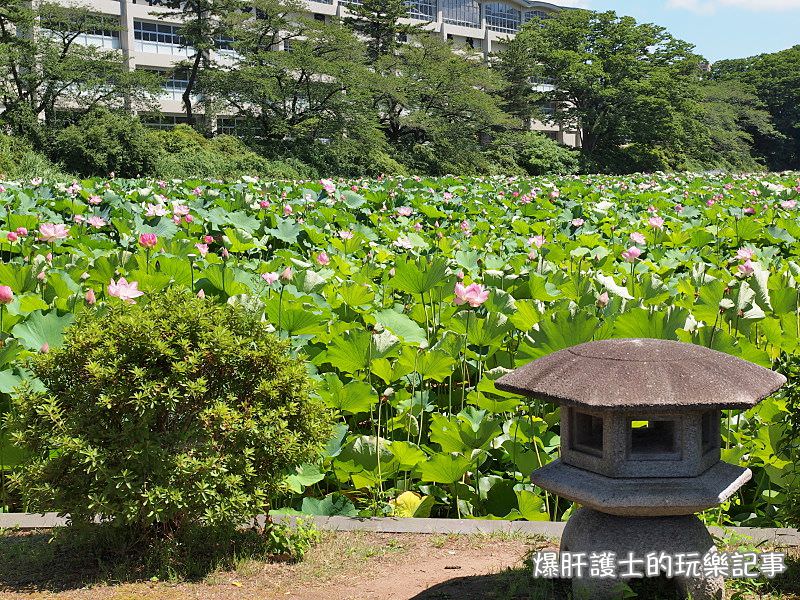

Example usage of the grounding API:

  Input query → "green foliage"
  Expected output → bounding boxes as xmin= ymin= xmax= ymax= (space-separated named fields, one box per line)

xmin=714 ymin=45 xmax=800 ymax=171
xmin=49 ymin=109 xmax=158 ymax=178
xmin=0 ymin=1 xmax=160 ymax=137
xmin=486 ymin=131 xmax=580 ymax=176
xmin=0 ymin=134 xmax=66 ymax=181
xmin=8 ymin=289 xmax=331 ymax=537
xmin=148 ymin=125 xmax=310 ymax=179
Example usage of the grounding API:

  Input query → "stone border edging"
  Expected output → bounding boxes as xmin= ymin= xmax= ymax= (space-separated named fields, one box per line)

xmin=2 ymin=513 xmax=798 ymax=546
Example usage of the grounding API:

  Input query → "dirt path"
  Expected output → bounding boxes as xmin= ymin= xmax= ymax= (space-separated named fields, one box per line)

xmin=0 ymin=531 xmax=552 ymax=600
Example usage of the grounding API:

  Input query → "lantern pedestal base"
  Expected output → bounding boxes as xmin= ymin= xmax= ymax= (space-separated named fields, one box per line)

xmin=560 ymin=508 xmax=724 ymax=600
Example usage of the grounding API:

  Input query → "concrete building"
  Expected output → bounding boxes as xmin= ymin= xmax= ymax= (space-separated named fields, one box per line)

xmin=52 ymin=0 xmax=579 ymax=145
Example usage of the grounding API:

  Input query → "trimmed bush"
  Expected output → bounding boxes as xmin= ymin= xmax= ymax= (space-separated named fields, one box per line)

xmin=8 ymin=289 xmax=331 ymax=538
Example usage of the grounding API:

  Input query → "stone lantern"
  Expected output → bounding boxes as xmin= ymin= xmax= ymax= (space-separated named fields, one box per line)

xmin=496 ymin=338 xmax=786 ymax=600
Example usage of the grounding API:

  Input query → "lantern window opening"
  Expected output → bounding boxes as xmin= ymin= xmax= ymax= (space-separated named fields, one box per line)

xmin=628 ymin=418 xmax=678 ymax=456
xmin=701 ymin=411 xmax=718 ymax=455
xmin=571 ymin=410 xmax=604 ymax=457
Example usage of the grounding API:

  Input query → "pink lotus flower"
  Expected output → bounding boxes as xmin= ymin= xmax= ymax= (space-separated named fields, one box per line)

xmin=674 ymin=204 xmax=684 ymax=213
xmin=30 ymin=177 xmax=42 ymax=186
xmin=460 ymin=220 xmax=471 ymax=233
xmin=743 ymin=207 xmax=755 ymax=215
xmin=630 ymin=232 xmax=646 ymax=245
xmin=192 ymin=187 xmax=202 ymax=196
xmin=172 ymin=203 xmax=190 ymax=217
xmin=194 ymin=243 xmax=209 ymax=257
xmin=284 ymin=204 xmax=293 ymax=216
xmin=413 ymin=222 xmax=422 ymax=232
xmin=39 ymin=223 xmax=69 ymax=243
xmin=204 ymin=235 xmax=214 ymax=244
xmin=85 ymin=289 xmax=96 ymax=305
xmin=549 ymin=189 xmax=560 ymax=199
xmin=74 ymin=215 xmax=85 ymax=224
xmin=397 ymin=206 xmax=413 ymax=217
xmin=139 ymin=233 xmax=158 ymax=248
xmin=738 ymin=261 xmax=755 ymax=277
xmin=648 ymin=216 xmax=665 ymax=230
xmin=782 ymin=200 xmax=798 ymax=210
xmin=172 ymin=215 xmax=182 ymax=224
xmin=6 ymin=231 xmax=18 ymax=243
xmin=260 ymin=200 xmax=270 ymax=209
xmin=339 ymin=230 xmax=354 ymax=240
xmin=280 ymin=267 xmax=293 ymax=282
xmin=529 ymin=235 xmax=546 ymax=248
xmin=39 ymin=343 xmax=49 ymax=354
xmin=88 ymin=216 xmax=106 ymax=229
xmin=261 ymin=272 xmax=279 ymax=285
xmin=453 ymin=282 xmax=490 ymax=308
xmin=621 ymin=247 xmax=642 ymax=262
xmin=108 ymin=278 xmax=144 ymax=303
xmin=317 ymin=252 xmax=330 ymax=266
xmin=572 ymin=218 xmax=585 ymax=227
xmin=0 ymin=285 xmax=13 ymax=304
xmin=184 ymin=215 xmax=193 ymax=224
xmin=736 ymin=248 xmax=754 ymax=261
xmin=197 ymin=289 xmax=206 ymax=299
xmin=145 ymin=203 xmax=167 ymax=217
xmin=221 ymin=248 xmax=229 ymax=259
xmin=320 ymin=179 xmax=336 ymax=195
xmin=88 ymin=195 xmax=102 ymax=205
xmin=596 ymin=291 xmax=609 ymax=308
xmin=15 ymin=227 xmax=28 ymax=237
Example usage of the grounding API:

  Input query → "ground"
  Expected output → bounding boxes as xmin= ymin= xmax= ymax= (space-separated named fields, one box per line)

xmin=0 ymin=530 xmax=798 ymax=599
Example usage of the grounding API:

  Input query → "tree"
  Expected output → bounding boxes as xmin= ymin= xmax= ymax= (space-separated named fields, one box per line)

xmin=391 ymin=36 xmax=512 ymax=173
xmin=204 ymin=0 xmax=384 ymax=162
xmin=0 ymin=1 xmax=159 ymax=143
xmin=690 ymin=78 xmax=780 ymax=171
xmin=713 ymin=46 xmax=800 ymax=171
xmin=343 ymin=0 xmax=421 ymax=61
xmin=503 ymin=9 xmax=702 ymax=172
xmin=150 ymin=0 xmax=237 ymax=129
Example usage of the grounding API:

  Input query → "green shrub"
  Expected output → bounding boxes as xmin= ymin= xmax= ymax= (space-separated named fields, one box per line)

xmin=9 ymin=289 xmax=331 ymax=538
xmin=0 ymin=134 xmax=67 ymax=181
xmin=148 ymin=125 xmax=312 ymax=180
xmin=486 ymin=131 xmax=580 ymax=176
xmin=48 ymin=109 xmax=157 ymax=178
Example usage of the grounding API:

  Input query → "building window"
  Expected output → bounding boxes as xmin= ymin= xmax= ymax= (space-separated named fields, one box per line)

xmin=523 ymin=9 xmax=551 ymax=22
xmin=407 ymin=0 xmax=436 ymax=22
xmin=442 ymin=0 xmax=479 ymax=28
xmin=313 ymin=13 xmax=327 ymax=21
xmin=571 ymin=411 xmax=604 ymax=456
xmin=141 ymin=114 xmax=190 ymax=130
xmin=140 ymin=68 xmax=192 ymax=101
xmin=629 ymin=419 xmax=678 ymax=455
xmin=215 ymin=33 xmax=236 ymax=55
xmin=485 ymin=2 xmax=520 ymax=33
xmin=340 ymin=0 xmax=364 ymax=6
xmin=41 ymin=15 xmax=121 ymax=50
xmin=133 ymin=20 xmax=192 ymax=56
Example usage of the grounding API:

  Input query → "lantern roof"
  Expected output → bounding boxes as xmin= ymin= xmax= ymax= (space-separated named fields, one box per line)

xmin=495 ymin=338 xmax=786 ymax=411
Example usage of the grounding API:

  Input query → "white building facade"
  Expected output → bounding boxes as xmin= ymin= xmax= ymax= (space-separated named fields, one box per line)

xmin=53 ymin=0 xmax=579 ymax=145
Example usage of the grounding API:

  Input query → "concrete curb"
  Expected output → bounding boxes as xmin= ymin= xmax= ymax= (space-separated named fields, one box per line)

xmin=2 ymin=513 xmax=799 ymax=546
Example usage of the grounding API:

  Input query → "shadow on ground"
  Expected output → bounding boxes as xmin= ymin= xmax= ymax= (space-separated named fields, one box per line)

xmin=0 ymin=531 xmax=109 ymax=593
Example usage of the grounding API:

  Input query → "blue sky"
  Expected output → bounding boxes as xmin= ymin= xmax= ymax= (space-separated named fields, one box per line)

xmin=556 ymin=0 xmax=800 ymax=61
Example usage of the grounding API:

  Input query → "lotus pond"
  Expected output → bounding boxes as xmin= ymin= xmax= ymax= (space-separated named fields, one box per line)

xmin=0 ymin=172 xmax=798 ymax=527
